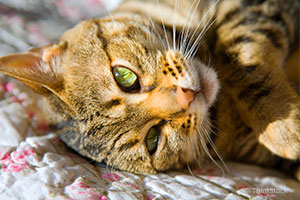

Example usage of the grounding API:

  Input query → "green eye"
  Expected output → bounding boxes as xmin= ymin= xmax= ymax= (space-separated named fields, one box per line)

xmin=146 ymin=127 xmax=160 ymax=155
xmin=113 ymin=66 xmax=140 ymax=91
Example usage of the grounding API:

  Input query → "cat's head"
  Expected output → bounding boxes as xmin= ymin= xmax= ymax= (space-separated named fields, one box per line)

xmin=0 ymin=12 xmax=219 ymax=173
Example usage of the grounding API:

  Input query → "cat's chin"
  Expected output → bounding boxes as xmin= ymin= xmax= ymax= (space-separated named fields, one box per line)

xmin=178 ymin=89 xmax=215 ymax=165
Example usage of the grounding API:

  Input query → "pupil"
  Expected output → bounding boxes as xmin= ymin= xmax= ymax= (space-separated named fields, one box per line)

xmin=113 ymin=66 xmax=140 ymax=92
xmin=146 ymin=127 xmax=159 ymax=155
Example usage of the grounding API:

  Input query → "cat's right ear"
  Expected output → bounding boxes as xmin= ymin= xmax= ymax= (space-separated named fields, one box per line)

xmin=0 ymin=42 xmax=67 ymax=97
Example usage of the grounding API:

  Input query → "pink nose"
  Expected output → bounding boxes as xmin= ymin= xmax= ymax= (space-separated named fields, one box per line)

xmin=176 ymin=87 xmax=197 ymax=110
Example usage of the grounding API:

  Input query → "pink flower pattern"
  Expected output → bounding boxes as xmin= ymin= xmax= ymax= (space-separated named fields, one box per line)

xmin=55 ymin=0 xmax=81 ymax=21
xmin=36 ymin=122 xmax=50 ymax=132
xmin=101 ymin=173 xmax=121 ymax=182
xmin=193 ymin=167 xmax=218 ymax=176
xmin=0 ymin=80 xmax=51 ymax=135
xmin=65 ymin=180 xmax=108 ymax=200
xmin=236 ymin=182 xmax=250 ymax=190
xmin=0 ymin=147 xmax=35 ymax=173
xmin=27 ymin=23 xmax=49 ymax=45
xmin=26 ymin=110 xmax=35 ymax=119
xmin=0 ymin=82 xmax=14 ymax=92
xmin=0 ymin=2 xmax=297 ymax=199
xmin=145 ymin=194 xmax=156 ymax=200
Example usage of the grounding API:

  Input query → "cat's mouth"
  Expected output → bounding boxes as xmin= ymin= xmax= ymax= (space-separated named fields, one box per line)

xmin=178 ymin=91 xmax=211 ymax=164
xmin=188 ymin=90 xmax=208 ymax=118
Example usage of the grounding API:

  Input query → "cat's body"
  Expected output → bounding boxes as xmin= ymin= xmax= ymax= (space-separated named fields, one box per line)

xmin=0 ymin=0 xmax=299 ymax=177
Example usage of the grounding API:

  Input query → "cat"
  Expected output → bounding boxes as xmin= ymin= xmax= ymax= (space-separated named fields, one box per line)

xmin=0 ymin=0 xmax=299 ymax=178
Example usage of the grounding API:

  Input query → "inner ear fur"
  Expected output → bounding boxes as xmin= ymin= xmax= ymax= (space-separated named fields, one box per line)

xmin=0 ymin=42 xmax=67 ymax=96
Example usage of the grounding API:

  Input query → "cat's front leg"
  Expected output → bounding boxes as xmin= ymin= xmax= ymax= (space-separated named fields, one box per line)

xmin=213 ymin=0 xmax=300 ymax=160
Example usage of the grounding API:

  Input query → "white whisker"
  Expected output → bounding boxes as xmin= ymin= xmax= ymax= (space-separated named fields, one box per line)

xmin=185 ymin=0 xmax=221 ymax=60
xmin=184 ymin=0 xmax=220 ymax=56
xmin=172 ymin=0 xmax=180 ymax=50
xmin=187 ymin=163 xmax=196 ymax=177
xmin=108 ymin=147 xmax=126 ymax=174
xmin=178 ymin=0 xmax=198 ymax=50
xmin=179 ymin=0 xmax=200 ymax=53
xmin=189 ymin=135 xmax=200 ymax=167
xmin=155 ymin=0 xmax=171 ymax=50
xmin=202 ymin=120 xmax=232 ymax=175
xmin=58 ymin=130 xmax=75 ymax=143
xmin=180 ymin=0 xmax=202 ymax=54
xmin=186 ymin=17 xmax=217 ymax=60
xmin=147 ymin=16 xmax=167 ymax=51
xmin=197 ymin=127 xmax=225 ymax=176
xmin=147 ymin=23 xmax=159 ymax=46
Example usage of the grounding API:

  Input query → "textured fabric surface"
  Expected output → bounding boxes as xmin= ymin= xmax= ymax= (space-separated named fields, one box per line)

xmin=0 ymin=1 xmax=300 ymax=199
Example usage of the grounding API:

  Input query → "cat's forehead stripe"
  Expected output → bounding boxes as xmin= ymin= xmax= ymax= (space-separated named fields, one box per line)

xmin=94 ymin=22 xmax=108 ymax=50
xmin=94 ymin=20 xmax=159 ymax=76
xmin=108 ymin=38 xmax=159 ymax=77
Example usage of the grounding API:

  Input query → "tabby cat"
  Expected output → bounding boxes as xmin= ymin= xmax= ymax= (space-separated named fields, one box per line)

xmin=0 ymin=0 xmax=299 ymax=178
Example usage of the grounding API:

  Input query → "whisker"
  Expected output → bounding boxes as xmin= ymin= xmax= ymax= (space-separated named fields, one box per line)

xmin=187 ymin=163 xmax=196 ymax=177
xmin=172 ymin=0 xmax=180 ymax=50
xmin=108 ymin=148 xmax=126 ymax=174
xmin=186 ymin=17 xmax=217 ymax=60
xmin=155 ymin=0 xmax=171 ymax=50
xmin=197 ymin=128 xmax=225 ymax=176
xmin=147 ymin=16 xmax=167 ymax=51
xmin=203 ymin=114 xmax=218 ymax=136
xmin=189 ymin=135 xmax=200 ymax=167
xmin=146 ymin=23 xmax=157 ymax=46
xmin=179 ymin=0 xmax=200 ymax=53
xmin=202 ymin=120 xmax=232 ymax=175
xmin=185 ymin=0 xmax=221 ymax=60
xmin=178 ymin=0 xmax=198 ymax=51
xmin=207 ymin=49 xmax=212 ymax=68
xmin=180 ymin=0 xmax=202 ymax=54
xmin=184 ymin=0 xmax=220 ymax=57
xmin=57 ymin=130 xmax=76 ymax=143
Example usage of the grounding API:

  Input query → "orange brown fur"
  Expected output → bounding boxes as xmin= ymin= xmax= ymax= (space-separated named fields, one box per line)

xmin=0 ymin=0 xmax=299 ymax=178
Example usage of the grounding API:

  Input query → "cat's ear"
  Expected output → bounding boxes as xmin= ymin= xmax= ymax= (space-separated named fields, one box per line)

xmin=0 ymin=42 xmax=67 ymax=96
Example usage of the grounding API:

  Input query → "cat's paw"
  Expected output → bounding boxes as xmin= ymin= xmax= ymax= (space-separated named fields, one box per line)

xmin=258 ymin=104 xmax=300 ymax=160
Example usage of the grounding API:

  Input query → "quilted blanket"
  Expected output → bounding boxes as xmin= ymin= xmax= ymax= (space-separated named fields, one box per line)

xmin=0 ymin=1 xmax=300 ymax=199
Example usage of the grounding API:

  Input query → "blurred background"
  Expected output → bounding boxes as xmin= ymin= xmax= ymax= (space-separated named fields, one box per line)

xmin=0 ymin=0 xmax=122 ymax=56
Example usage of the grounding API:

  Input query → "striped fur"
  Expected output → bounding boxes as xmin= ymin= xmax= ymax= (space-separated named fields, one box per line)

xmin=0 ymin=0 xmax=299 ymax=178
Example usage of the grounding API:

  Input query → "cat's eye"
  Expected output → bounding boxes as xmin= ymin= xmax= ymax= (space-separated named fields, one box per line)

xmin=146 ymin=127 xmax=160 ymax=155
xmin=113 ymin=66 xmax=140 ymax=92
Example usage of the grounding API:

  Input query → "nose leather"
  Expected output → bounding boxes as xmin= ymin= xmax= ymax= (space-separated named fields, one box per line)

xmin=176 ymin=87 xmax=197 ymax=110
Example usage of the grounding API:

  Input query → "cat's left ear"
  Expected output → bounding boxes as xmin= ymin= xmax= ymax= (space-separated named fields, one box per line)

xmin=0 ymin=42 xmax=67 ymax=96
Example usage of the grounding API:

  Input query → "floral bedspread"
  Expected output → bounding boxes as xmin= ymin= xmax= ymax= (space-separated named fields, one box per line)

xmin=0 ymin=0 xmax=300 ymax=199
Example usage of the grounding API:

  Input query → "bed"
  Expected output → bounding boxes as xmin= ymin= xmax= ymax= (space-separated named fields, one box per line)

xmin=0 ymin=0 xmax=300 ymax=199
